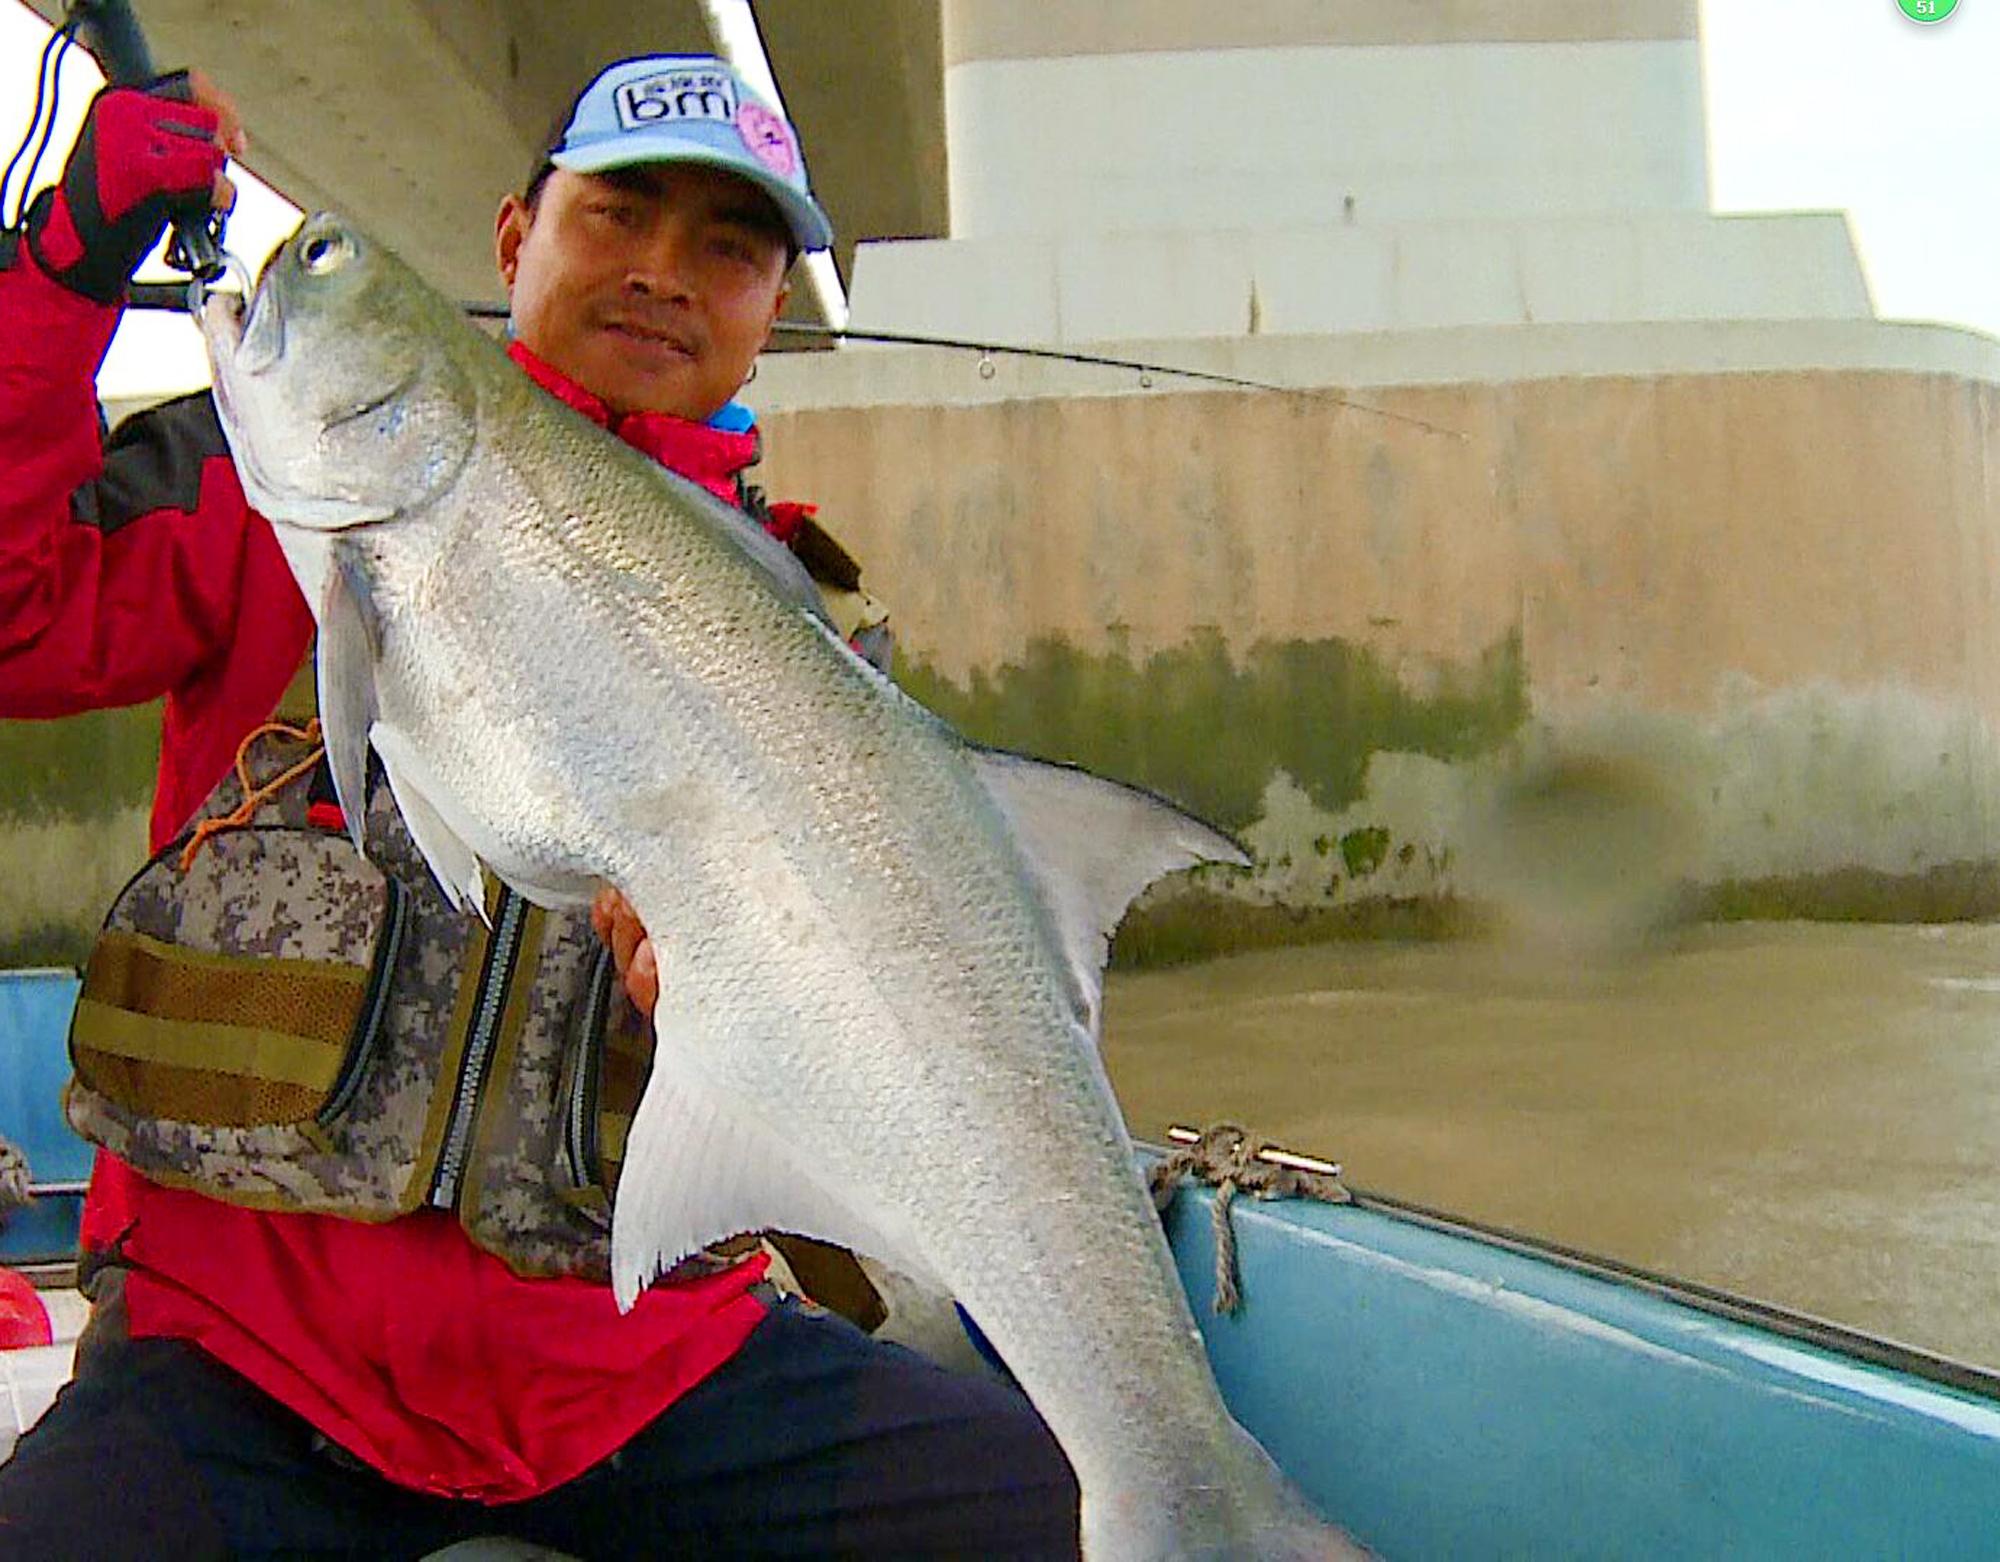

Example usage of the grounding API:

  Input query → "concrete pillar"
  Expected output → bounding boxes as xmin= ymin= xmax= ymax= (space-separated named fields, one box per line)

xmin=938 ymin=0 xmax=1706 ymax=240
xmin=847 ymin=2 xmax=1869 ymax=345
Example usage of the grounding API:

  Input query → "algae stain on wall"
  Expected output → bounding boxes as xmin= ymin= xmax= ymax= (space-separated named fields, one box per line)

xmin=1 ymin=706 xmax=160 ymax=966
xmin=900 ymin=629 xmax=2000 ymax=967
xmin=898 ymin=628 xmax=1529 ymax=833
xmin=900 ymin=628 xmax=1531 ymax=967
xmin=2 ymin=707 xmax=159 ymax=825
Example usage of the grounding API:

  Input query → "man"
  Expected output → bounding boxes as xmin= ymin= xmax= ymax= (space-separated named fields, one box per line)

xmin=0 ymin=54 xmax=1078 ymax=1558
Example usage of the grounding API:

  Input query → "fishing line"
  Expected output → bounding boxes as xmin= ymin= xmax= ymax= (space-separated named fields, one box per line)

xmin=1 ymin=15 xmax=81 ymax=229
xmin=0 ymin=21 xmax=62 ymax=224
xmin=16 ymin=26 xmax=79 ymax=227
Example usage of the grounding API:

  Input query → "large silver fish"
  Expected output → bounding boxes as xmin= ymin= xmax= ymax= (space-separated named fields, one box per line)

xmin=198 ymin=214 xmax=1361 ymax=1560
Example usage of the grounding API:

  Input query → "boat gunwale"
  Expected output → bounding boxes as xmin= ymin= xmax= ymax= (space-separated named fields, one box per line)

xmin=1137 ymin=1138 xmax=2000 ymax=1405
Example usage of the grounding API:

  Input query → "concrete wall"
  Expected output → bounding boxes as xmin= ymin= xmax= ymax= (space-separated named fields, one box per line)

xmin=748 ymin=324 xmax=2000 ymax=946
xmin=18 ymin=321 xmax=1999 ymax=962
xmin=848 ymin=212 xmax=1872 ymax=348
xmin=755 ymin=349 xmax=2000 ymax=721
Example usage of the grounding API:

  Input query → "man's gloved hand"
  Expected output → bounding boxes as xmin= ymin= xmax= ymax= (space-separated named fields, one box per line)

xmin=24 ymin=69 xmax=244 ymax=304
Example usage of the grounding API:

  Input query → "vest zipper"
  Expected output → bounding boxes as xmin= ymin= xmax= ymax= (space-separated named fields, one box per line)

xmin=430 ymin=886 xmax=528 ymax=1209
xmin=566 ymin=951 xmax=614 ymax=1191
xmin=316 ymin=876 xmax=409 ymax=1128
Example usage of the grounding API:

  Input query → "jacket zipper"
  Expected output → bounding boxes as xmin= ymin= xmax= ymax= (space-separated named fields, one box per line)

xmin=430 ymin=886 xmax=527 ymax=1209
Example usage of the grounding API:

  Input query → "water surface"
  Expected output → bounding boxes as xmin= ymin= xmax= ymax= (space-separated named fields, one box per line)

xmin=1103 ymin=923 xmax=2000 ymax=1369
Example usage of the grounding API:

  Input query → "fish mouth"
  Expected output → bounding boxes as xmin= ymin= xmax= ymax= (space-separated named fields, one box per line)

xmin=236 ymin=279 xmax=286 ymax=376
xmin=196 ymin=289 xmax=249 ymax=433
xmin=198 ymin=279 xmax=287 ymax=375
xmin=195 ymin=287 xmax=245 ymax=361
xmin=195 ymin=287 xmax=386 ymax=534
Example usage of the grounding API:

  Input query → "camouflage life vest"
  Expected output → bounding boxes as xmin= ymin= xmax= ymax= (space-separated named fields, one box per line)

xmin=64 ymin=512 xmax=894 ymax=1301
xmin=65 ymin=703 xmax=652 ymax=1282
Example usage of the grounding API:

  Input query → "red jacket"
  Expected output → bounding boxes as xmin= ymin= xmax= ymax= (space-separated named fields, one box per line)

xmin=0 ymin=245 xmax=786 ymax=1501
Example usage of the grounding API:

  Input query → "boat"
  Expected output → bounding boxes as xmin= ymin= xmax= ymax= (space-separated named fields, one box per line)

xmin=5 ymin=964 xmax=2000 ymax=1555
xmin=0 ymin=969 xmax=92 ymax=1465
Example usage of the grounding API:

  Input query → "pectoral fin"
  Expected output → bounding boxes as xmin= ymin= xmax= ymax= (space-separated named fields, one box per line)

xmin=374 ymin=737 xmax=487 ymax=921
xmin=316 ymin=558 xmax=380 ymax=859
xmin=368 ymin=725 xmax=598 ymax=915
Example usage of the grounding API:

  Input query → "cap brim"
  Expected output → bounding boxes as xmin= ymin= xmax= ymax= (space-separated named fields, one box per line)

xmin=550 ymin=139 xmax=833 ymax=253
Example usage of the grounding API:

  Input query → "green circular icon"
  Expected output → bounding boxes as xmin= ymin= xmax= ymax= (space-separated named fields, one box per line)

xmin=1899 ymin=0 xmax=1958 ymax=22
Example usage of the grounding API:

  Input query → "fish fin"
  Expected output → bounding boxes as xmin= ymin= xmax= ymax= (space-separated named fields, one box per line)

xmin=491 ymin=867 xmax=598 ymax=911
xmin=969 ymin=749 xmax=1250 ymax=1034
xmin=368 ymin=725 xmax=597 ymax=913
xmin=316 ymin=557 xmax=380 ymax=859
xmin=374 ymin=739 xmax=486 ymax=919
xmin=611 ymin=1034 xmax=937 ymax=1311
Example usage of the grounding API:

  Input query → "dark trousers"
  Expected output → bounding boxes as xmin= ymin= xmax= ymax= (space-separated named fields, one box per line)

xmin=0 ymin=1296 xmax=1080 ymax=1560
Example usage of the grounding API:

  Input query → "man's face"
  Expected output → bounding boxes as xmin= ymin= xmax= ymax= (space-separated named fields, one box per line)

xmin=495 ymin=164 xmax=793 ymax=421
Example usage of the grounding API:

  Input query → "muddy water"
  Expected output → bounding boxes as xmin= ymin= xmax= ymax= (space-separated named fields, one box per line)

xmin=1101 ymin=923 xmax=2000 ymax=1369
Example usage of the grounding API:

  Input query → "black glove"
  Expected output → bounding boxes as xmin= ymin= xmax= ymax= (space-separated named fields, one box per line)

xmin=24 ymin=72 xmax=226 ymax=304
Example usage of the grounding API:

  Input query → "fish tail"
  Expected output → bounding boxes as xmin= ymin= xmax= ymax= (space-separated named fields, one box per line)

xmin=1080 ymin=1425 xmax=1370 ymax=1559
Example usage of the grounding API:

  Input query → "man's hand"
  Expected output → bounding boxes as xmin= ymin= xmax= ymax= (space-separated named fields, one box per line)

xmin=25 ymin=69 xmax=246 ymax=304
xmin=590 ymin=887 xmax=659 ymax=1014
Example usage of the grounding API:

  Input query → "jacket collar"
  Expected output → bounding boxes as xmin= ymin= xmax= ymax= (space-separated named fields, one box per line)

xmin=505 ymin=340 xmax=758 ymax=506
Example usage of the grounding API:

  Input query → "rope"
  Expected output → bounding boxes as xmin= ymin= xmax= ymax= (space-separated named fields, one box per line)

xmin=0 ymin=1137 xmax=29 ymax=1221
xmin=1148 ymin=1122 xmax=1349 ymax=1315
xmin=177 ymin=718 xmax=325 ymax=871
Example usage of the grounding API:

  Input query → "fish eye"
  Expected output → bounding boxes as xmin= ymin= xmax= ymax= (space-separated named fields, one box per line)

xmin=299 ymin=229 xmax=356 ymax=276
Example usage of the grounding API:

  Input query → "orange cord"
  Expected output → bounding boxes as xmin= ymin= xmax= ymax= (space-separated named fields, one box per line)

xmin=177 ymin=718 xmax=327 ymax=871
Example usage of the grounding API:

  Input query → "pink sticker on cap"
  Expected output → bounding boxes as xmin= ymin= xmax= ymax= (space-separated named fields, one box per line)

xmin=736 ymin=102 xmax=797 ymax=178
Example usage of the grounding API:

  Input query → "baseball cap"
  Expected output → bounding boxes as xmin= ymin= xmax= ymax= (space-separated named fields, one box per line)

xmin=537 ymin=55 xmax=832 ymax=254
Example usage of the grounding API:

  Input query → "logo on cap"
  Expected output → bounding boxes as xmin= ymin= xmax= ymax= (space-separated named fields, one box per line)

xmin=735 ymin=102 xmax=797 ymax=178
xmin=614 ymin=67 xmax=739 ymax=132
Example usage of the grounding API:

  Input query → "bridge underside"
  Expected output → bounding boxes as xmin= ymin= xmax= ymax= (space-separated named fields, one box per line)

xmin=26 ymin=0 xmax=947 ymax=321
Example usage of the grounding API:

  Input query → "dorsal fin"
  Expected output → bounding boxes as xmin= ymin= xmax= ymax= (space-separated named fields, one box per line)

xmin=968 ymin=749 xmax=1249 ymax=1034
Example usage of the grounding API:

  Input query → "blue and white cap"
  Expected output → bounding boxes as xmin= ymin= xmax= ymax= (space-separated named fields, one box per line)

xmin=541 ymin=55 xmax=832 ymax=253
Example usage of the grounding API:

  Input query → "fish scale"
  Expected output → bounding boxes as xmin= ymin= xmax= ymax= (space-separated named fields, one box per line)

xmin=200 ymin=212 xmax=1362 ymax=1560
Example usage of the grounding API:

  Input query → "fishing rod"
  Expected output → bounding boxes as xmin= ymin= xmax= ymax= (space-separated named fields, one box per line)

xmin=463 ymin=302 xmax=1465 ymax=439
xmin=74 ymin=0 xmax=229 ymax=279
xmin=2 ymin=1 xmax=229 ymax=279
xmin=767 ymin=320 xmax=1469 ymax=441
xmin=121 ymin=288 xmax=1466 ymax=440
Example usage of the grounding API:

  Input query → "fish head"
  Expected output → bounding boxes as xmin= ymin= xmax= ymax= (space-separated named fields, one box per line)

xmin=198 ymin=213 xmax=478 ymax=533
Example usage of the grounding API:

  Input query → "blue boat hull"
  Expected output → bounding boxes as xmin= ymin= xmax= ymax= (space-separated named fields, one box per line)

xmin=1161 ymin=1166 xmax=2000 ymax=1558
xmin=0 ymin=970 xmax=89 ymax=1270
xmin=9 ymin=968 xmax=2000 ymax=1555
